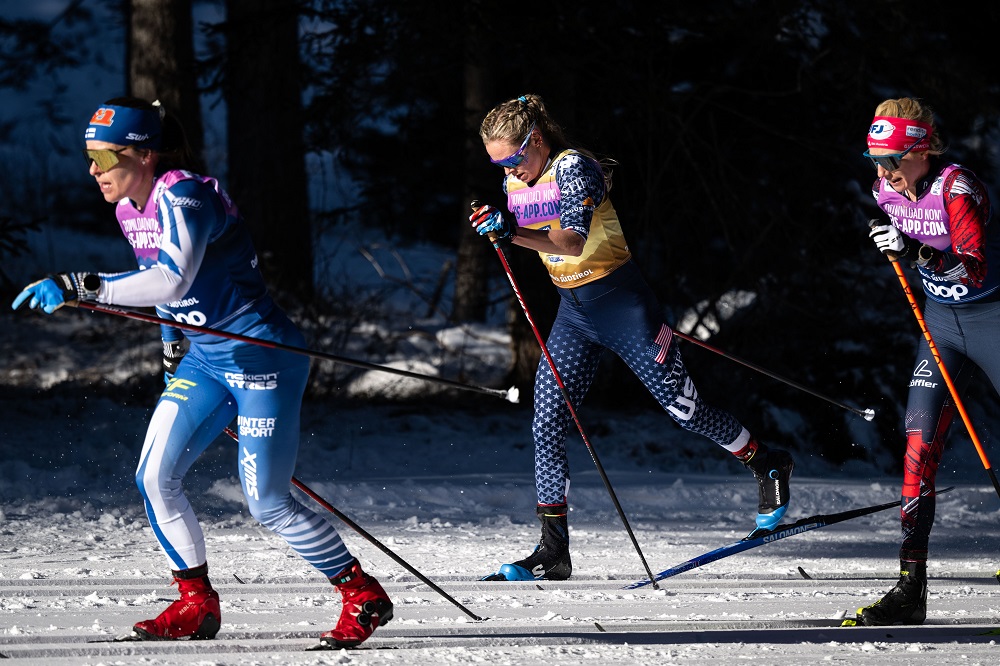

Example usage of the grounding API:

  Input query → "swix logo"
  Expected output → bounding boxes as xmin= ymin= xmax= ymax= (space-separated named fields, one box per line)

xmin=125 ymin=132 xmax=151 ymax=142
xmin=922 ymin=279 xmax=968 ymax=301
xmin=667 ymin=376 xmax=698 ymax=421
xmin=241 ymin=447 xmax=259 ymax=501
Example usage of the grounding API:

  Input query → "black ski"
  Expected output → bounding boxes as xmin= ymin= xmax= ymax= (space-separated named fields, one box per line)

xmin=624 ymin=487 xmax=954 ymax=590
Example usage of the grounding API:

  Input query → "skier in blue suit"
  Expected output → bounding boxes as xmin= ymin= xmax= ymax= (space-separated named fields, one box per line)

xmin=12 ymin=96 xmax=391 ymax=648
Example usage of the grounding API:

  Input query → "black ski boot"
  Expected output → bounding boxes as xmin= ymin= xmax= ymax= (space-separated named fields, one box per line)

xmin=856 ymin=561 xmax=928 ymax=626
xmin=482 ymin=504 xmax=572 ymax=581
xmin=743 ymin=443 xmax=794 ymax=530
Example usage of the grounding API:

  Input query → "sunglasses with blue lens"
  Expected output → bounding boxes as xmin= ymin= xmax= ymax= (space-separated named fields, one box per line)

xmin=491 ymin=122 xmax=536 ymax=168
xmin=862 ymin=140 xmax=922 ymax=171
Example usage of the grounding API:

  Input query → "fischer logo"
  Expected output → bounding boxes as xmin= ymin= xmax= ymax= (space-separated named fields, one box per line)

xmin=241 ymin=446 xmax=259 ymax=500
xmin=922 ymin=278 xmax=968 ymax=301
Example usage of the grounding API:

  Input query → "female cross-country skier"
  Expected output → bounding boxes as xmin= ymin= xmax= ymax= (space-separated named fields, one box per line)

xmin=12 ymin=97 xmax=391 ymax=648
xmin=470 ymin=93 xmax=794 ymax=582
xmin=854 ymin=96 xmax=998 ymax=626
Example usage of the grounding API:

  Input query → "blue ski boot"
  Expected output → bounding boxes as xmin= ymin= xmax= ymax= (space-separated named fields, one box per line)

xmin=743 ymin=444 xmax=793 ymax=530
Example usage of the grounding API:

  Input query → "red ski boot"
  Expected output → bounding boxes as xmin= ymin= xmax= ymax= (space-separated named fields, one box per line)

xmin=130 ymin=564 xmax=221 ymax=640
xmin=317 ymin=560 xmax=393 ymax=649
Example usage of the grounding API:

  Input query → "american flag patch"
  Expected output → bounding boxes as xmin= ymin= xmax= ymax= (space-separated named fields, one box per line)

xmin=647 ymin=323 xmax=673 ymax=364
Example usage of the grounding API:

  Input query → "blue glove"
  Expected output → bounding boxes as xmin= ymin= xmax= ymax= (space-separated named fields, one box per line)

xmin=470 ymin=203 xmax=517 ymax=243
xmin=11 ymin=273 xmax=100 ymax=314
xmin=162 ymin=340 xmax=187 ymax=383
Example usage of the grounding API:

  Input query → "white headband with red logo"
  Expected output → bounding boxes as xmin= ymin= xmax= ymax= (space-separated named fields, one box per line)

xmin=867 ymin=116 xmax=932 ymax=152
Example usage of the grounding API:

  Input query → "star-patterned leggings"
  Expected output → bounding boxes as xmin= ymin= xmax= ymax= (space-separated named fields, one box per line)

xmin=531 ymin=260 xmax=748 ymax=505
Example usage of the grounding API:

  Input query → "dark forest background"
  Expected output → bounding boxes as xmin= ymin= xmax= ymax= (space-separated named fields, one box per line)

xmin=3 ymin=0 xmax=1000 ymax=472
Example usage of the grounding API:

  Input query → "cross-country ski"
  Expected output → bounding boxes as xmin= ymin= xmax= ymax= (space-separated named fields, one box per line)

xmin=624 ymin=488 xmax=955 ymax=589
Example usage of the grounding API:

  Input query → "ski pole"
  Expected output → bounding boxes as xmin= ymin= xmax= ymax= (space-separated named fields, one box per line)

xmin=73 ymin=301 xmax=519 ymax=403
xmin=472 ymin=201 xmax=659 ymax=589
xmin=873 ymin=220 xmax=1000 ymax=500
xmin=222 ymin=426 xmax=485 ymax=621
xmin=670 ymin=329 xmax=876 ymax=421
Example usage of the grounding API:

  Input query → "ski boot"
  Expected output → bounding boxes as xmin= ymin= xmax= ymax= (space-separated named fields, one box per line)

xmin=316 ymin=560 xmax=393 ymax=649
xmin=742 ymin=442 xmax=794 ymax=531
xmin=482 ymin=503 xmax=572 ymax=581
xmin=855 ymin=561 xmax=927 ymax=626
xmin=129 ymin=563 xmax=221 ymax=640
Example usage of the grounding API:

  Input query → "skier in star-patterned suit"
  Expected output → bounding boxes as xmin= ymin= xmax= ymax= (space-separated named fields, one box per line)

xmin=471 ymin=94 xmax=794 ymax=582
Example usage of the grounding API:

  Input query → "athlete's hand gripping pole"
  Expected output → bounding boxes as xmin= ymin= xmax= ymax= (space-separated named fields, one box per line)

xmin=470 ymin=200 xmax=660 ymax=589
xmin=871 ymin=219 xmax=1000 ymax=500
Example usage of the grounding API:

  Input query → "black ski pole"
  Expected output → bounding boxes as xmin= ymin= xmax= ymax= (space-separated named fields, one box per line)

xmin=671 ymin=330 xmax=876 ymax=421
xmin=223 ymin=426 xmax=485 ymax=621
xmin=472 ymin=201 xmax=659 ymax=589
xmin=73 ymin=301 xmax=519 ymax=403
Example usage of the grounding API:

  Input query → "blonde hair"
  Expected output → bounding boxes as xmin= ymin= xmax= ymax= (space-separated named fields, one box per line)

xmin=874 ymin=97 xmax=946 ymax=155
xmin=479 ymin=93 xmax=612 ymax=188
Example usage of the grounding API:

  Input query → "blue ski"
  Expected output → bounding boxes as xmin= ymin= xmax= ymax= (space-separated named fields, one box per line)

xmin=624 ymin=487 xmax=954 ymax=590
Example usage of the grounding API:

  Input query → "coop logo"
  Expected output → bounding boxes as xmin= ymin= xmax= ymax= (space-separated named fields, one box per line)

xmin=241 ymin=446 xmax=259 ymax=500
xmin=226 ymin=372 xmax=278 ymax=390
xmin=167 ymin=310 xmax=208 ymax=326
xmin=922 ymin=279 xmax=968 ymax=301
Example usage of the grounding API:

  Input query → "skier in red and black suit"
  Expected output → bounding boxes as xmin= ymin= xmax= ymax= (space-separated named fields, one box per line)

xmin=856 ymin=96 xmax=1000 ymax=626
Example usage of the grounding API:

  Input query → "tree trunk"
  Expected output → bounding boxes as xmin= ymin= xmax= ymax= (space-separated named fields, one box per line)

xmin=224 ymin=0 xmax=312 ymax=302
xmin=452 ymin=31 xmax=494 ymax=322
xmin=128 ymin=0 xmax=204 ymax=163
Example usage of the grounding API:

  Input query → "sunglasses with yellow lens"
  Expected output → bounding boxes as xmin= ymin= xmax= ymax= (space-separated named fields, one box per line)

xmin=84 ymin=146 xmax=131 ymax=171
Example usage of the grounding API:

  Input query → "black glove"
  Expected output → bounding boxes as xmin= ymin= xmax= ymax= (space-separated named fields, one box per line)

xmin=163 ymin=340 xmax=187 ymax=382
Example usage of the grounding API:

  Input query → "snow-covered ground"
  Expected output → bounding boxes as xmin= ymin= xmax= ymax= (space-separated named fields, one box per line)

xmin=3 ymin=224 xmax=1000 ymax=664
